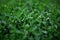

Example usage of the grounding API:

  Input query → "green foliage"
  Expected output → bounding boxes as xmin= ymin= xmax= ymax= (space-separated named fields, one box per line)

xmin=0 ymin=0 xmax=60 ymax=40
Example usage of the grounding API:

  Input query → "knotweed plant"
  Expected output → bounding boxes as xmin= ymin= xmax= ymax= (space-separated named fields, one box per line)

xmin=0 ymin=0 xmax=60 ymax=40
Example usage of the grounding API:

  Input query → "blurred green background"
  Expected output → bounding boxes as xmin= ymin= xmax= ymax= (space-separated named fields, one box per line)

xmin=0 ymin=0 xmax=60 ymax=40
